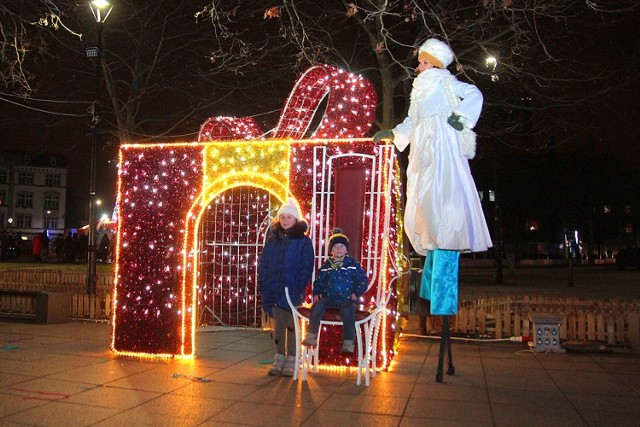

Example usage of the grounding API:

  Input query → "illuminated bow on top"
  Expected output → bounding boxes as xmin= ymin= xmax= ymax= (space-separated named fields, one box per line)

xmin=198 ymin=64 xmax=377 ymax=141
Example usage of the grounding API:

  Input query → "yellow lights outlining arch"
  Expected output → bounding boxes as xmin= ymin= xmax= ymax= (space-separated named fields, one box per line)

xmin=179 ymin=140 xmax=297 ymax=356
xmin=181 ymin=180 xmax=294 ymax=357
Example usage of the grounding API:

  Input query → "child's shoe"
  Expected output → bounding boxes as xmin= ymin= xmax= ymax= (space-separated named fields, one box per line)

xmin=341 ymin=339 xmax=354 ymax=353
xmin=281 ymin=355 xmax=296 ymax=377
xmin=268 ymin=353 xmax=285 ymax=376
xmin=302 ymin=332 xmax=317 ymax=347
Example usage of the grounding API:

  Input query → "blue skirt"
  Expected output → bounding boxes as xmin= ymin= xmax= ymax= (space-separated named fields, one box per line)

xmin=419 ymin=248 xmax=459 ymax=315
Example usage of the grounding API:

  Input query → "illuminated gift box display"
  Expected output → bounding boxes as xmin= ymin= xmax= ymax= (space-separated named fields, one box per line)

xmin=111 ymin=64 xmax=403 ymax=370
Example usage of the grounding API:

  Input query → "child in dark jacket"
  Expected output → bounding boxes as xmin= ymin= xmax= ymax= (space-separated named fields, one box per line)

xmin=302 ymin=228 xmax=368 ymax=353
xmin=258 ymin=198 xmax=315 ymax=377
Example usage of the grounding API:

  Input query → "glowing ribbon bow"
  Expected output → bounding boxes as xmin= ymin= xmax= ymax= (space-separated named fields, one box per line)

xmin=198 ymin=64 xmax=377 ymax=141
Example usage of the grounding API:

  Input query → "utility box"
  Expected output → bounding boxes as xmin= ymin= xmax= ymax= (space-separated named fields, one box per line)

xmin=35 ymin=292 xmax=71 ymax=324
xmin=529 ymin=313 xmax=565 ymax=353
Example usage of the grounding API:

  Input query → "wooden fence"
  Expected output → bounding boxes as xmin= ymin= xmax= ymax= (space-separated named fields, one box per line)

xmin=0 ymin=269 xmax=114 ymax=321
xmin=1 ymin=269 xmax=639 ymax=348
xmin=450 ymin=296 xmax=640 ymax=347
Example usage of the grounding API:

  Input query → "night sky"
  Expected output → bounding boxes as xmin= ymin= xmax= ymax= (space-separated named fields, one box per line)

xmin=1 ymin=3 xmax=638 ymax=231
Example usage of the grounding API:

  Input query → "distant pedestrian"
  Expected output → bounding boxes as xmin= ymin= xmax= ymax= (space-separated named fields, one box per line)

xmin=63 ymin=232 xmax=75 ymax=262
xmin=32 ymin=232 xmax=44 ymax=262
xmin=97 ymin=234 xmax=111 ymax=263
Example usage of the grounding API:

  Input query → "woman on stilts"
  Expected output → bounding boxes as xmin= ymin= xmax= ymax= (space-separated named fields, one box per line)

xmin=374 ymin=38 xmax=492 ymax=382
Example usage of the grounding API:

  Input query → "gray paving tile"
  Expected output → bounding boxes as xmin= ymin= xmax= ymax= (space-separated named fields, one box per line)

xmin=411 ymin=382 xmax=489 ymax=403
xmin=334 ymin=374 xmax=416 ymax=398
xmin=2 ymin=401 xmax=120 ymax=426
xmin=206 ymin=400 xmax=315 ymax=426
xmin=242 ymin=379 xmax=332 ymax=407
xmin=321 ymin=393 xmax=409 ymax=416
xmin=301 ymin=410 xmax=400 ymax=426
xmin=485 ymin=372 xmax=560 ymax=392
xmin=564 ymin=393 xmax=640 ymax=415
xmin=547 ymin=370 xmax=637 ymax=396
xmin=491 ymin=402 xmax=587 ymax=427
xmin=0 ymin=372 xmax=36 ymax=388
xmin=404 ymin=397 xmax=493 ymax=424
xmin=175 ymin=379 xmax=260 ymax=401
xmin=65 ymin=385 xmax=161 ymax=409
xmin=104 ymin=368 xmax=194 ymax=393
xmin=400 ymin=417 xmax=493 ymax=427
xmin=45 ymin=358 xmax=160 ymax=384
xmin=0 ymin=392 xmax=49 ymax=417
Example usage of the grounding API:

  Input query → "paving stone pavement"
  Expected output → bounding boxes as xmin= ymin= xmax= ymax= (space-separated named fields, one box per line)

xmin=1 ymin=266 xmax=639 ymax=426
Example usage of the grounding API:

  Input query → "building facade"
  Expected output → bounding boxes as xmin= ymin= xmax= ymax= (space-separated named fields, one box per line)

xmin=0 ymin=150 xmax=67 ymax=243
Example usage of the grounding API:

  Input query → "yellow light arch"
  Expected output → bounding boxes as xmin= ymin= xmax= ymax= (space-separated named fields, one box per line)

xmin=181 ymin=171 xmax=304 ymax=356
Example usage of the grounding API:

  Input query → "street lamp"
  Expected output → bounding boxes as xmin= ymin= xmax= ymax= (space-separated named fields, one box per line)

xmin=86 ymin=0 xmax=113 ymax=295
xmin=486 ymin=54 xmax=503 ymax=283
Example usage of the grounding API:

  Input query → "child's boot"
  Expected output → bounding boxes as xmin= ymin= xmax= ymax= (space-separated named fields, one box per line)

xmin=282 ymin=355 xmax=296 ymax=377
xmin=302 ymin=332 xmax=317 ymax=347
xmin=268 ymin=353 xmax=285 ymax=376
xmin=341 ymin=339 xmax=355 ymax=353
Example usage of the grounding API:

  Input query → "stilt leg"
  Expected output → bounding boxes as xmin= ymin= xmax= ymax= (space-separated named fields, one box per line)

xmin=445 ymin=317 xmax=455 ymax=375
xmin=436 ymin=316 xmax=446 ymax=383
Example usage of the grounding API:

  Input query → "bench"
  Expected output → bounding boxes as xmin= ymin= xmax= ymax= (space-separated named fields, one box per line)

xmin=0 ymin=290 xmax=71 ymax=324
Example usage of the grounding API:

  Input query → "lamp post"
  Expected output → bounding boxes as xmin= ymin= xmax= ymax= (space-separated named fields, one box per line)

xmin=485 ymin=55 xmax=503 ymax=283
xmin=86 ymin=0 xmax=112 ymax=295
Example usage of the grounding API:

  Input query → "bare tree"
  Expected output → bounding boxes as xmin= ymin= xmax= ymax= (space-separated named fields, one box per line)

xmin=0 ymin=1 xmax=83 ymax=96
xmin=3 ymin=0 xmax=639 ymax=150
xmin=198 ymin=0 xmax=639 ymax=152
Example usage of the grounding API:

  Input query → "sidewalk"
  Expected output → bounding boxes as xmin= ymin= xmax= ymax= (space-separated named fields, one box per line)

xmin=1 ymin=266 xmax=639 ymax=426
xmin=1 ymin=318 xmax=638 ymax=426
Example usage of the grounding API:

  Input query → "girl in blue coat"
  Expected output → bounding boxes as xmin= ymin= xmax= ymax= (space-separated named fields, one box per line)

xmin=258 ymin=198 xmax=315 ymax=376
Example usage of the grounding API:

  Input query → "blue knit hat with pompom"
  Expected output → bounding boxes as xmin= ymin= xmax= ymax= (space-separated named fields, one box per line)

xmin=328 ymin=227 xmax=349 ymax=252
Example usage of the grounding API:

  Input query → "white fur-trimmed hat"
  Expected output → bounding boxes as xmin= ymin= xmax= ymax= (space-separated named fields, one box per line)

xmin=418 ymin=38 xmax=454 ymax=69
xmin=277 ymin=197 xmax=300 ymax=220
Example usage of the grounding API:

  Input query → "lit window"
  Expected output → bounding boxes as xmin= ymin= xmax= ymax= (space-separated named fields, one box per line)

xmin=44 ymin=192 xmax=60 ymax=209
xmin=16 ymin=214 xmax=32 ymax=228
xmin=17 ymin=192 xmax=33 ymax=208
xmin=18 ymin=172 xmax=34 ymax=185
xmin=45 ymin=174 xmax=61 ymax=187
xmin=44 ymin=215 xmax=59 ymax=230
xmin=604 ymin=205 xmax=610 ymax=214
xmin=489 ymin=190 xmax=495 ymax=202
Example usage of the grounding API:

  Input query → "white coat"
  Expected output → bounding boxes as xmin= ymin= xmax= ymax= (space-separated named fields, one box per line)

xmin=393 ymin=68 xmax=492 ymax=255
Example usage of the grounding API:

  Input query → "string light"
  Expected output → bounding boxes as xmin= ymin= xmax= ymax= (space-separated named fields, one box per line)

xmin=198 ymin=64 xmax=377 ymax=142
xmin=112 ymin=64 xmax=400 ymax=371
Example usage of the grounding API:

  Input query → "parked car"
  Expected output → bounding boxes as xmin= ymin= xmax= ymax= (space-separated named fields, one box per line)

xmin=615 ymin=248 xmax=640 ymax=270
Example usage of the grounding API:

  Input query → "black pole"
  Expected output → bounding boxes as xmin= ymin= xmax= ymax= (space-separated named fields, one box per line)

xmin=494 ymin=140 xmax=503 ymax=284
xmin=568 ymin=254 xmax=574 ymax=287
xmin=87 ymin=20 xmax=103 ymax=295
